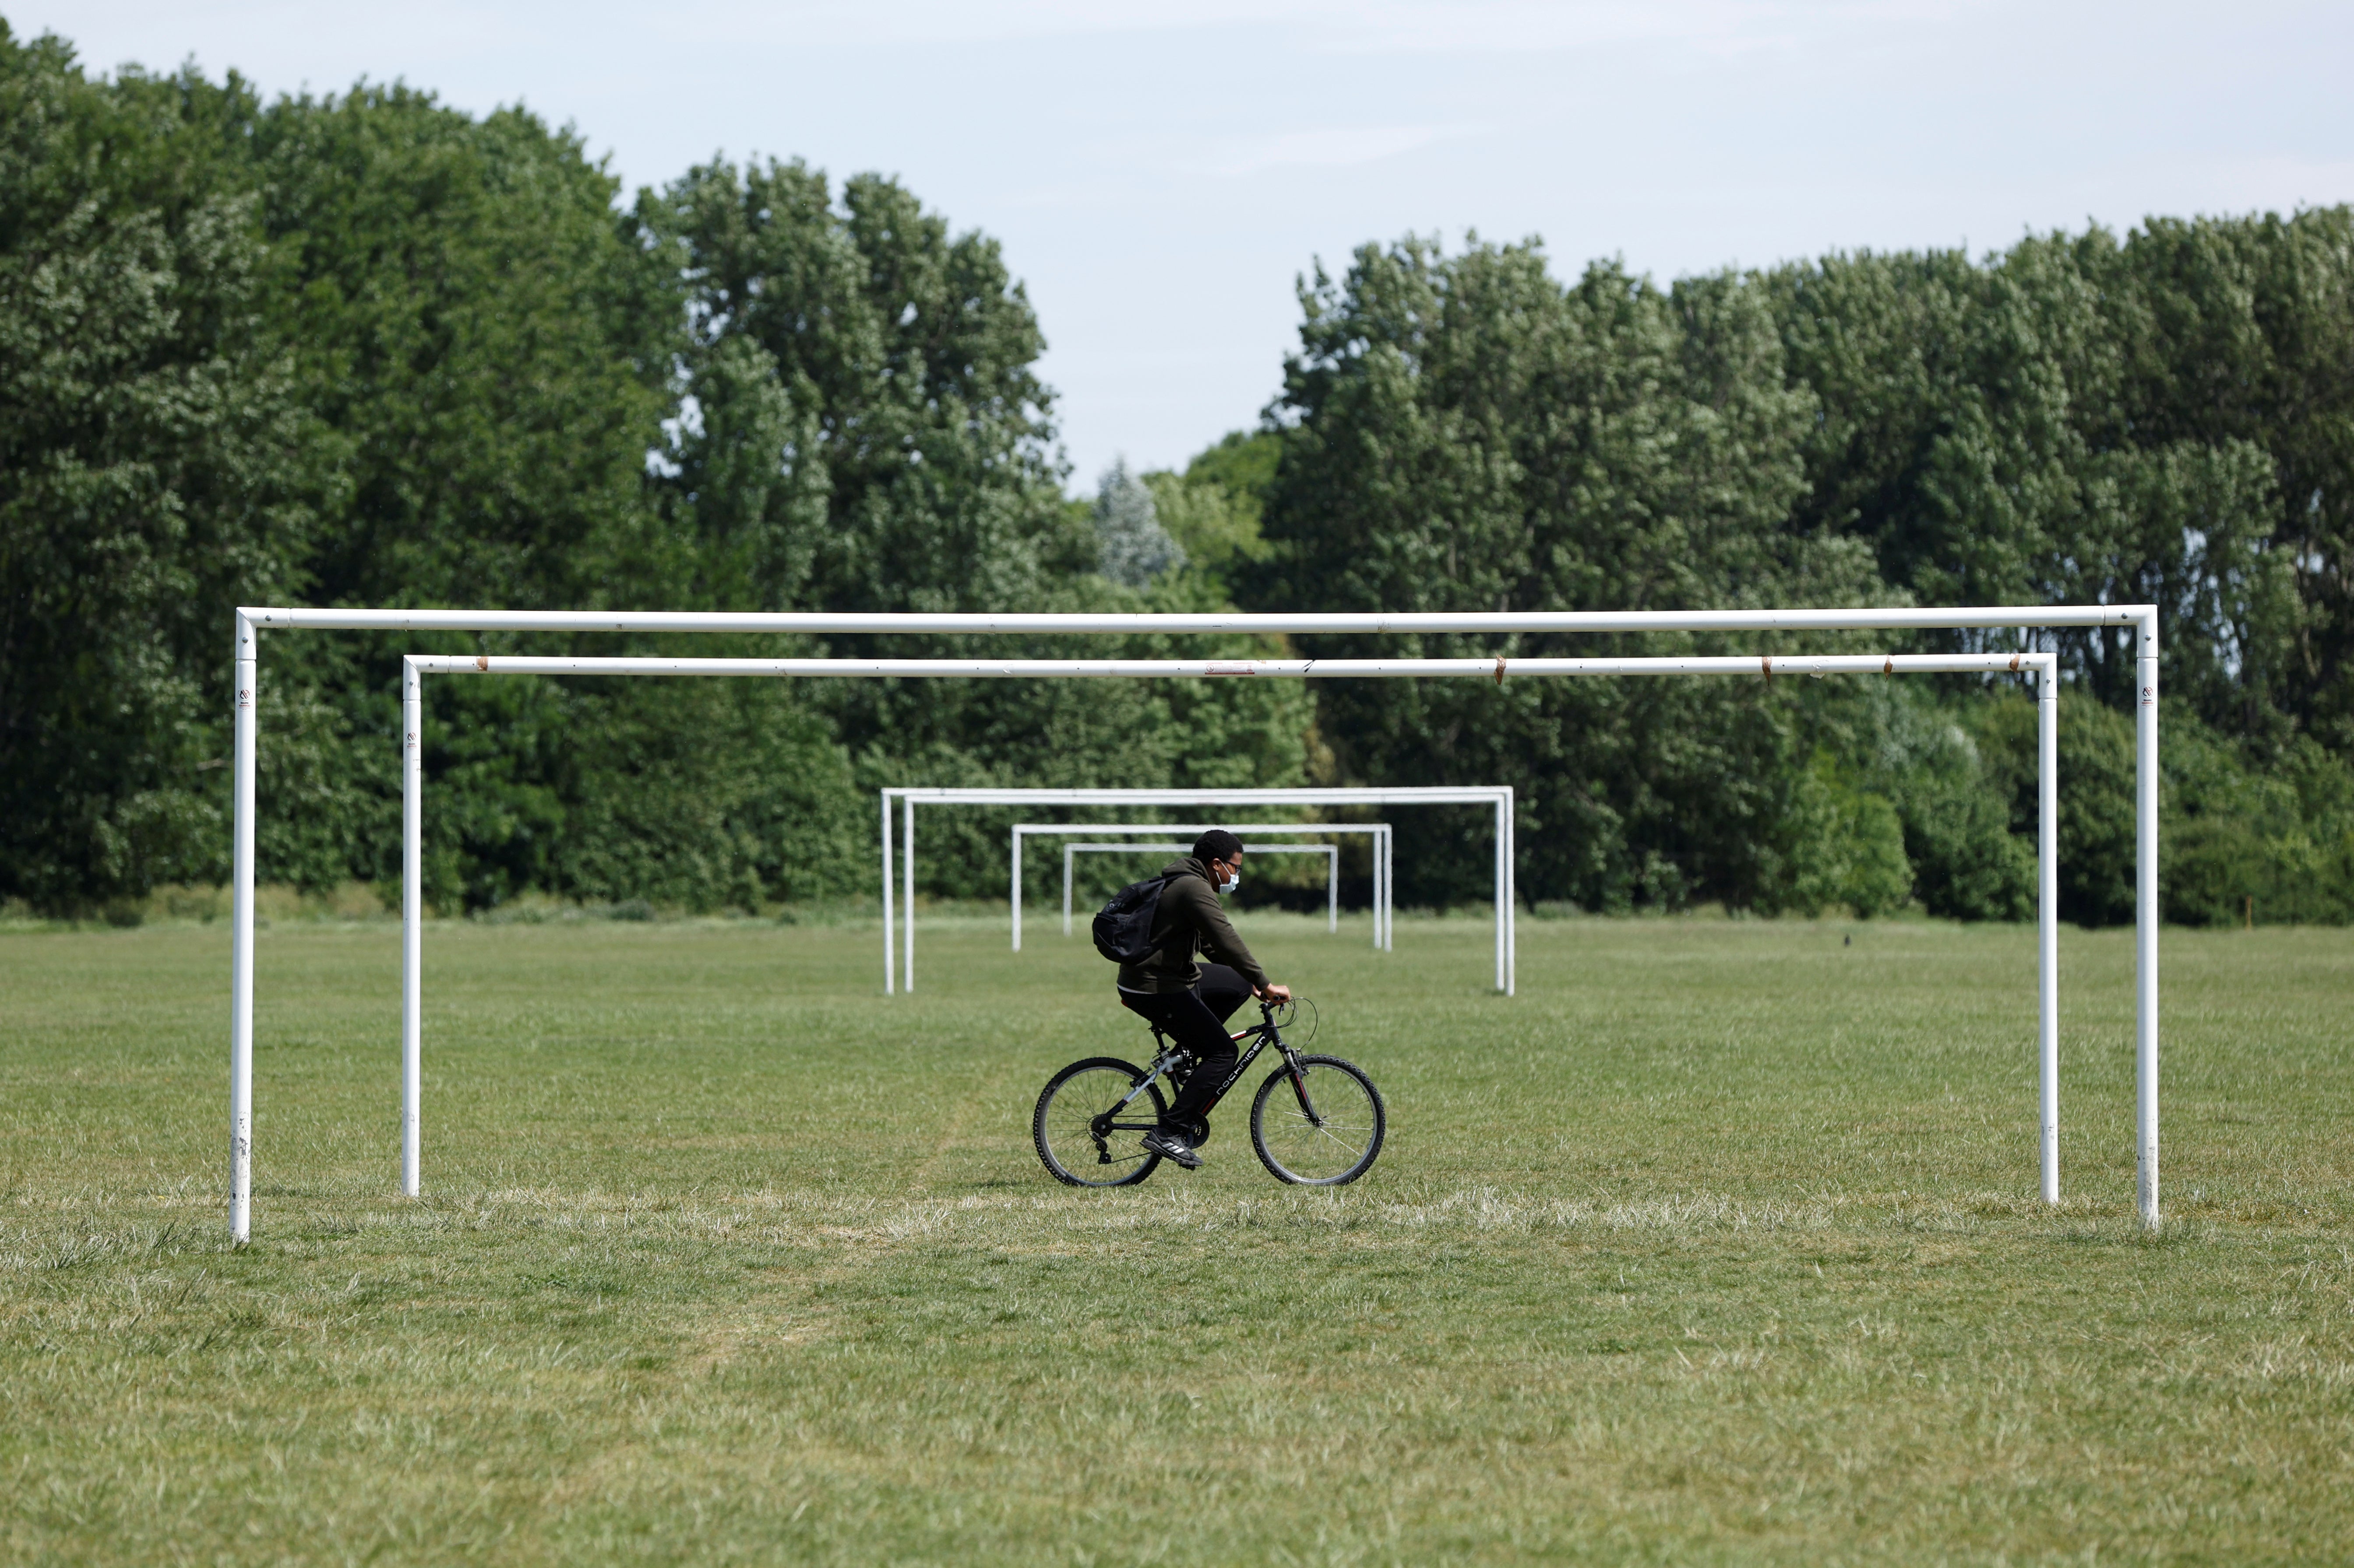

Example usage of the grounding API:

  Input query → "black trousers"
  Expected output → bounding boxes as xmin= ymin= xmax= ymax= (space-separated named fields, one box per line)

xmin=1118 ymin=963 xmax=1254 ymax=1128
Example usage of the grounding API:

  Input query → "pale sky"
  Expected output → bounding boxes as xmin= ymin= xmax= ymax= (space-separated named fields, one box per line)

xmin=24 ymin=2 xmax=2354 ymax=491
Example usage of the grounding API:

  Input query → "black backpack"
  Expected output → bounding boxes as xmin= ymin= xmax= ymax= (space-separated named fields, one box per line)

xmin=1092 ymin=872 xmax=1175 ymax=964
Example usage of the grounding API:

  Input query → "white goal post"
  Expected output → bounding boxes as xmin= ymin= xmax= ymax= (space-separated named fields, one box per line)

xmin=226 ymin=603 xmax=2159 ymax=1240
xmin=884 ymin=789 xmax=1507 ymax=990
xmin=1056 ymin=843 xmax=1339 ymax=936
xmin=1007 ymin=823 xmax=1392 ymax=949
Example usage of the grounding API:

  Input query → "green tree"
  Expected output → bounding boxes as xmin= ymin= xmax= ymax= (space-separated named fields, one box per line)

xmin=1871 ymin=691 xmax=2035 ymax=921
xmin=643 ymin=160 xmax=1310 ymax=899
xmin=240 ymin=83 xmax=696 ymax=904
xmin=1251 ymin=236 xmax=1890 ymax=912
xmin=2111 ymin=212 xmax=2354 ymax=751
xmin=1146 ymin=430 xmax=1280 ymax=600
xmin=1184 ymin=429 xmax=1280 ymax=526
xmin=1769 ymin=223 xmax=2324 ymax=746
xmin=18 ymin=9 xmax=2349 ymax=927
xmin=1092 ymin=458 xmax=1184 ymax=587
xmin=1778 ymin=759 xmax=1913 ymax=919
xmin=0 ymin=30 xmax=314 ymax=912
xmin=1143 ymin=469 xmax=1269 ymax=597
xmin=645 ymin=158 xmax=1083 ymax=617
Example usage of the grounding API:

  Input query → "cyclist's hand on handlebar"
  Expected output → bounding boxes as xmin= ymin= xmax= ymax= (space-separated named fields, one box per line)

xmin=1258 ymin=983 xmax=1292 ymax=1005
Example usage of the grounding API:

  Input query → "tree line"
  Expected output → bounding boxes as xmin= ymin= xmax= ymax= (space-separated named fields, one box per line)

xmin=4 ymin=24 xmax=2349 ymax=925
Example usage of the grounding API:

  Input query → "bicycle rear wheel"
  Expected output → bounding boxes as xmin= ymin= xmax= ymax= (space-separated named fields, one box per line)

xmin=1034 ymin=1057 xmax=1167 ymax=1187
xmin=1251 ymin=1055 xmax=1385 ymax=1186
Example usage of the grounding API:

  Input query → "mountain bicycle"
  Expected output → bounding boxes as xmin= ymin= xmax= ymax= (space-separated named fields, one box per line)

xmin=1032 ymin=998 xmax=1385 ymax=1188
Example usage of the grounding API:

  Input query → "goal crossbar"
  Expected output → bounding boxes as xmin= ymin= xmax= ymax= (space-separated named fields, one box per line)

xmin=411 ymin=653 xmax=2050 ymax=679
xmin=221 ymin=605 xmax=2157 ymax=1241
xmin=257 ymin=606 xmax=2143 ymax=634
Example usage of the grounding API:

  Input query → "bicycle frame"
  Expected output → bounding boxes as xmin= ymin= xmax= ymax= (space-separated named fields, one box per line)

xmin=1093 ymin=1004 xmax=1330 ymax=1146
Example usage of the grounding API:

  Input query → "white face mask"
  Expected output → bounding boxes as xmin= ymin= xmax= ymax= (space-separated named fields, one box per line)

xmin=1217 ymin=864 xmax=1240 ymax=894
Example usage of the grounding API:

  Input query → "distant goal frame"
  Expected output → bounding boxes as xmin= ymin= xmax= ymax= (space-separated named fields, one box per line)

xmin=881 ymin=789 xmax=1509 ymax=992
xmin=1008 ymin=823 xmax=1394 ymax=948
xmin=1050 ymin=841 xmax=1343 ymax=937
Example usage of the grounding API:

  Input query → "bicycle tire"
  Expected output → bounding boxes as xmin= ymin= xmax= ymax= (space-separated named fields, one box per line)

xmin=1250 ymin=1054 xmax=1385 ymax=1186
xmin=1034 ymin=1056 xmax=1167 ymax=1188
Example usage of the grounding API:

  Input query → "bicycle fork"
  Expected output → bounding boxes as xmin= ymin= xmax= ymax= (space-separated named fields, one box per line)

xmin=1280 ymin=1051 xmax=1328 ymax=1129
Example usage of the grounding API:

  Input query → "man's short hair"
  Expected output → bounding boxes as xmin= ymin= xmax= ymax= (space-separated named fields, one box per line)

xmin=1192 ymin=829 xmax=1244 ymax=864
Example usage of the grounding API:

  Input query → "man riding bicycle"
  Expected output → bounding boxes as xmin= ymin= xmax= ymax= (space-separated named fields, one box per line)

xmin=1116 ymin=829 xmax=1292 ymax=1171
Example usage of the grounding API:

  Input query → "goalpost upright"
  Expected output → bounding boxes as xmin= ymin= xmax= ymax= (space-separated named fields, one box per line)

xmin=229 ymin=604 xmax=2153 ymax=1241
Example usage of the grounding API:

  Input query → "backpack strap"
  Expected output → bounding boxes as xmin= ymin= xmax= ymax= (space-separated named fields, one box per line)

xmin=1149 ymin=867 xmax=1191 ymax=955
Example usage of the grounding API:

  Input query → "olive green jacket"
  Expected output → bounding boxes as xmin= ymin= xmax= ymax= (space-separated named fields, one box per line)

xmin=1114 ymin=856 xmax=1269 ymax=995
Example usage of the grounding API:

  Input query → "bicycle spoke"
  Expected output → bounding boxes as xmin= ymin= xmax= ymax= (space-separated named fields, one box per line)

xmin=1269 ymin=1111 xmax=1368 ymax=1152
xmin=1312 ymin=1124 xmax=1367 ymax=1157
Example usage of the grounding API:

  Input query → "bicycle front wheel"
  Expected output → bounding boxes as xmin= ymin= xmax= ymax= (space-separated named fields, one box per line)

xmin=1251 ymin=1055 xmax=1385 ymax=1186
xmin=1034 ymin=1057 xmax=1167 ymax=1188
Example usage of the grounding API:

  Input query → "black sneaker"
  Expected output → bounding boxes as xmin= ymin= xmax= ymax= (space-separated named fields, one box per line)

xmin=1141 ymin=1129 xmax=1203 ymax=1170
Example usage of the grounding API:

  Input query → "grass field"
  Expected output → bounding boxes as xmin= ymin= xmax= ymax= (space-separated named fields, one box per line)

xmin=3 ymin=908 xmax=2350 ymax=1564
